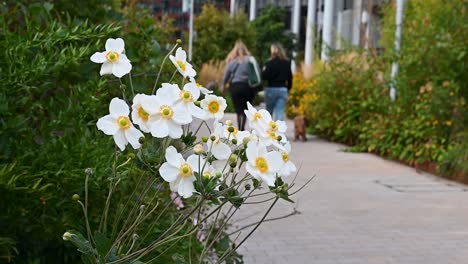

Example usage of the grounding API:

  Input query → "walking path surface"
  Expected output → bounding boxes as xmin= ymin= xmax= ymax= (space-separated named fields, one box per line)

xmin=218 ymin=113 xmax=468 ymax=264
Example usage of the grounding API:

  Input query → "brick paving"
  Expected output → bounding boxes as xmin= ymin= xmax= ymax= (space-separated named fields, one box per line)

xmin=219 ymin=114 xmax=468 ymax=264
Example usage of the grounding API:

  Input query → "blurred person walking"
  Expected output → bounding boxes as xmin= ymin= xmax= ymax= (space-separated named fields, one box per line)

xmin=262 ymin=43 xmax=292 ymax=121
xmin=222 ymin=40 xmax=257 ymax=130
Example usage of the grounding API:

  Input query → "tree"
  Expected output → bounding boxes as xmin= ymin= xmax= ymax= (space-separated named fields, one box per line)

xmin=193 ymin=4 xmax=256 ymax=67
xmin=251 ymin=5 xmax=296 ymax=64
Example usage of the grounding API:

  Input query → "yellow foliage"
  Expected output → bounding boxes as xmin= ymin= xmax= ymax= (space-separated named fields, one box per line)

xmin=287 ymin=72 xmax=318 ymax=118
xmin=198 ymin=60 xmax=226 ymax=87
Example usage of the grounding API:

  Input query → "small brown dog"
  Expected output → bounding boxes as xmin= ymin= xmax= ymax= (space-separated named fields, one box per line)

xmin=294 ymin=115 xmax=307 ymax=142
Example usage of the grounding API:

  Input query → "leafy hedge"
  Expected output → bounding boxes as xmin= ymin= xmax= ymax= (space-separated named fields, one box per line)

xmin=290 ymin=0 xmax=467 ymax=180
xmin=0 ymin=1 xmax=198 ymax=262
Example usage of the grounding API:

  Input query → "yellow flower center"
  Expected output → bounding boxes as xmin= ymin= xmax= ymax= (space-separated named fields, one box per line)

xmin=253 ymin=112 xmax=262 ymax=121
xmin=196 ymin=83 xmax=202 ymax=88
xmin=179 ymin=163 xmax=193 ymax=178
xmin=176 ymin=60 xmax=186 ymax=72
xmin=208 ymin=101 xmax=220 ymax=113
xmin=202 ymin=171 xmax=211 ymax=178
xmin=282 ymin=152 xmax=289 ymax=162
xmin=269 ymin=121 xmax=278 ymax=131
xmin=159 ymin=105 xmax=174 ymax=119
xmin=268 ymin=130 xmax=277 ymax=139
xmin=106 ymin=51 xmax=120 ymax=63
xmin=180 ymin=90 xmax=193 ymax=102
xmin=255 ymin=157 xmax=269 ymax=174
xmin=117 ymin=116 xmax=131 ymax=129
xmin=138 ymin=106 xmax=149 ymax=121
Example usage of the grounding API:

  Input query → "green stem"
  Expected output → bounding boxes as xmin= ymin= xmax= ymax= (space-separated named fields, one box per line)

xmin=152 ymin=43 xmax=179 ymax=94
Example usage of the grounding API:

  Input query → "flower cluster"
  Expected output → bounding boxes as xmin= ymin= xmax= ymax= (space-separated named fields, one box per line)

xmin=91 ymin=38 xmax=296 ymax=199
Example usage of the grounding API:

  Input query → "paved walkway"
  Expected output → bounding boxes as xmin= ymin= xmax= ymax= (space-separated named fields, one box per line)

xmin=220 ymin=114 xmax=468 ymax=264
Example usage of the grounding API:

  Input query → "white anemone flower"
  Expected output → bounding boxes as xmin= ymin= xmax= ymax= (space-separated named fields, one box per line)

xmin=278 ymin=142 xmax=297 ymax=177
xmin=207 ymin=122 xmax=231 ymax=160
xmin=159 ymin=146 xmax=204 ymax=198
xmin=158 ymin=83 xmax=205 ymax=121
xmin=200 ymin=95 xmax=227 ymax=120
xmin=189 ymin=77 xmax=213 ymax=95
xmin=90 ymin=38 xmax=132 ymax=78
xmin=97 ymin=97 xmax=143 ymax=151
xmin=245 ymin=141 xmax=283 ymax=186
xmin=169 ymin=47 xmax=196 ymax=78
xmin=141 ymin=90 xmax=191 ymax=139
xmin=223 ymin=124 xmax=250 ymax=146
xmin=131 ymin=94 xmax=152 ymax=133
xmin=244 ymin=102 xmax=270 ymax=132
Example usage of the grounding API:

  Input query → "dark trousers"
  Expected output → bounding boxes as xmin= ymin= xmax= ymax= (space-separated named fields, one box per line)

xmin=229 ymin=82 xmax=254 ymax=130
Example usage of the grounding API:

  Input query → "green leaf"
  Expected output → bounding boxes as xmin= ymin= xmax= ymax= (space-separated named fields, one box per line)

xmin=94 ymin=232 xmax=111 ymax=259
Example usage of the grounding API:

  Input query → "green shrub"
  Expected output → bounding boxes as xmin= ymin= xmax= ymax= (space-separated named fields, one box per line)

xmin=0 ymin=1 xmax=191 ymax=262
xmin=299 ymin=0 xmax=467 ymax=179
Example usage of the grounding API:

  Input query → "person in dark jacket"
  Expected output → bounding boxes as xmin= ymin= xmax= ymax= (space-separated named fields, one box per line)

xmin=262 ymin=43 xmax=292 ymax=121
xmin=222 ymin=41 xmax=256 ymax=130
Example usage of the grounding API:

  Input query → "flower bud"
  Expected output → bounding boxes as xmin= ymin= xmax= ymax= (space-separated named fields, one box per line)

xmin=225 ymin=120 xmax=233 ymax=126
xmin=202 ymin=136 xmax=208 ymax=143
xmin=140 ymin=204 xmax=146 ymax=211
xmin=120 ymin=84 xmax=127 ymax=90
xmin=276 ymin=136 xmax=282 ymax=142
xmin=63 ymin=232 xmax=73 ymax=241
xmin=242 ymin=137 xmax=251 ymax=144
xmin=72 ymin=194 xmax=80 ymax=201
xmin=245 ymin=184 xmax=251 ymax=190
xmin=215 ymin=172 xmax=222 ymax=178
xmin=176 ymin=39 xmax=182 ymax=45
xmin=138 ymin=136 xmax=145 ymax=144
xmin=210 ymin=135 xmax=216 ymax=141
xmin=227 ymin=126 xmax=235 ymax=133
xmin=132 ymin=234 xmax=139 ymax=240
xmin=85 ymin=168 xmax=93 ymax=176
xmin=127 ymin=153 xmax=136 ymax=160
xmin=193 ymin=144 xmax=204 ymax=154
xmin=231 ymin=138 xmax=238 ymax=145
xmin=229 ymin=155 xmax=238 ymax=163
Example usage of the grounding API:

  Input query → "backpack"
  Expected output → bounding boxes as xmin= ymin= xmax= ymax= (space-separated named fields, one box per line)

xmin=247 ymin=56 xmax=262 ymax=88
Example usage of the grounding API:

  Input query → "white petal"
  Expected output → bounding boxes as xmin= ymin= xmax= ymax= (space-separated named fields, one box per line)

xmin=260 ymin=174 xmax=276 ymax=187
xmin=170 ymin=177 xmax=181 ymax=192
xmin=109 ymin=98 xmax=129 ymax=118
xmin=175 ymin=47 xmax=187 ymax=61
xmin=151 ymin=119 xmax=169 ymax=138
xmin=189 ymin=104 xmax=206 ymax=119
xmin=167 ymin=121 xmax=183 ymax=139
xmin=246 ymin=163 xmax=260 ymax=179
xmin=100 ymin=62 xmax=113 ymax=76
xmin=178 ymin=177 xmax=196 ymax=198
xmin=245 ymin=141 xmax=259 ymax=162
xmin=105 ymin=38 xmax=125 ymax=53
xmin=212 ymin=142 xmax=231 ymax=160
xmin=266 ymin=151 xmax=283 ymax=172
xmin=112 ymin=59 xmax=132 ymax=78
xmin=113 ymin=130 xmax=127 ymax=151
xmin=185 ymin=66 xmax=196 ymax=78
xmin=141 ymin=95 xmax=160 ymax=115
xmin=157 ymin=83 xmax=180 ymax=99
xmin=159 ymin=162 xmax=179 ymax=182
xmin=96 ymin=115 xmax=119 ymax=135
xmin=125 ymin=126 xmax=143 ymax=149
xmin=90 ymin=52 xmax=106 ymax=63
xmin=172 ymin=106 xmax=191 ymax=125
xmin=187 ymin=155 xmax=204 ymax=174
xmin=165 ymin=146 xmax=184 ymax=168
